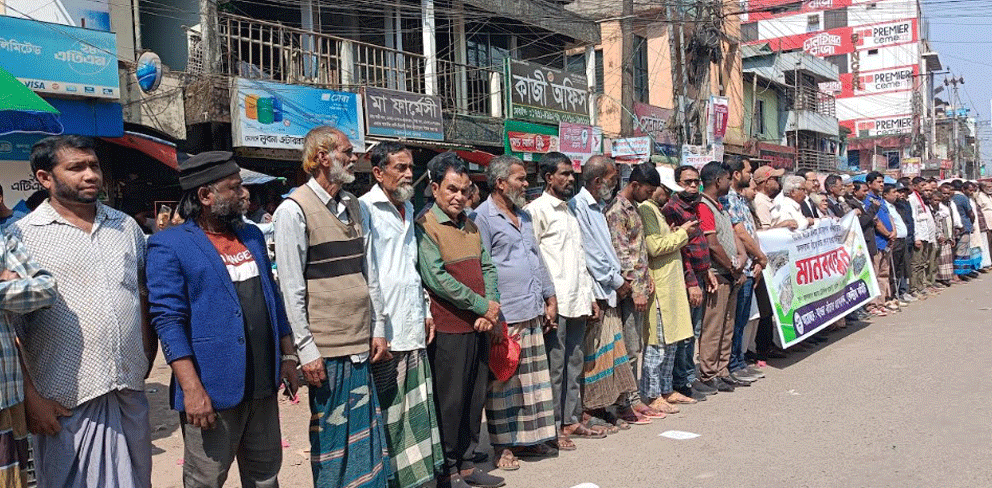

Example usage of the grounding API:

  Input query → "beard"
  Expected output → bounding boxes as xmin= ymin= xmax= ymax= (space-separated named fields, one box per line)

xmin=506 ymin=187 xmax=527 ymax=209
xmin=328 ymin=162 xmax=356 ymax=185
xmin=597 ymin=184 xmax=616 ymax=202
xmin=390 ymin=182 xmax=415 ymax=203
xmin=210 ymin=193 xmax=246 ymax=230
xmin=553 ymin=183 xmax=574 ymax=199
xmin=52 ymin=175 xmax=99 ymax=204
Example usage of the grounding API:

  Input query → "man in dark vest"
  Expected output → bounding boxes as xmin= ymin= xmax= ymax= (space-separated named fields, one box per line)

xmin=415 ymin=152 xmax=504 ymax=488
xmin=273 ymin=126 xmax=389 ymax=488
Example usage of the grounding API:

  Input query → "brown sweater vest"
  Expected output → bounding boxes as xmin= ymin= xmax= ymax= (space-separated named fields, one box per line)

xmin=417 ymin=209 xmax=487 ymax=334
xmin=288 ymin=185 xmax=370 ymax=356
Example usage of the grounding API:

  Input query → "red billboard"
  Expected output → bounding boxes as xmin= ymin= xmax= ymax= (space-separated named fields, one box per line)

xmin=744 ymin=18 xmax=918 ymax=57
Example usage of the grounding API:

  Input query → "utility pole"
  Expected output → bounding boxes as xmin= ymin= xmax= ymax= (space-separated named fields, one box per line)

xmin=619 ymin=0 xmax=634 ymax=136
xmin=199 ymin=0 xmax=221 ymax=74
xmin=946 ymin=76 xmax=964 ymax=176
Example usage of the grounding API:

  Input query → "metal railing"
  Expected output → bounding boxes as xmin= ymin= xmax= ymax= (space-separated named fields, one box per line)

xmin=206 ymin=12 xmax=501 ymax=118
xmin=795 ymin=148 xmax=837 ymax=172
xmin=786 ymin=84 xmax=835 ymax=117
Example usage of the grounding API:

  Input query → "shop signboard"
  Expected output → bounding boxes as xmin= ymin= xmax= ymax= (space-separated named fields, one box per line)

xmin=757 ymin=142 xmax=796 ymax=170
xmin=363 ymin=87 xmax=443 ymax=141
xmin=681 ymin=143 xmax=723 ymax=168
xmin=0 ymin=15 xmax=118 ymax=99
xmin=232 ymin=78 xmax=364 ymax=151
xmin=632 ymin=103 xmax=676 ymax=144
xmin=901 ymin=157 xmax=921 ymax=177
xmin=745 ymin=18 xmax=918 ymax=57
xmin=758 ymin=214 xmax=879 ymax=348
xmin=612 ymin=136 xmax=652 ymax=163
xmin=504 ymin=120 xmax=558 ymax=161
xmin=836 ymin=65 xmax=917 ymax=98
xmin=855 ymin=114 xmax=913 ymax=138
xmin=505 ymin=59 xmax=590 ymax=125
xmin=559 ymin=122 xmax=602 ymax=170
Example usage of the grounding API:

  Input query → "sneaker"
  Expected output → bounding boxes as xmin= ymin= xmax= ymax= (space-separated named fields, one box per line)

xmin=705 ymin=378 xmax=734 ymax=392
xmin=900 ymin=294 xmax=917 ymax=302
xmin=729 ymin=371 xmax=758 ymax=383
xmin=744 ymin=366 xmax=766 ymax=378
xmin=691 ymin=379 xmax=718 ymax=395
xmin=462 ymin=468 xmax=506 ymax=488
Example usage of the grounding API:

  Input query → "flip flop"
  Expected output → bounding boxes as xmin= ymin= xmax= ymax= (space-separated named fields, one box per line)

xmin=616 ymin=409 xmax=651 ymax=426
xmin=566 ymin=424 xmax=607 ymax=439
xmin=584 ymin=417 xmax=619 ymax=434
xmin=553 ymin=435 xmax=576 ymax=451
xmin=495 ymin=450 xmax=520 ymax=471
xmin=636 ymin=404 xmax=670 ymax=418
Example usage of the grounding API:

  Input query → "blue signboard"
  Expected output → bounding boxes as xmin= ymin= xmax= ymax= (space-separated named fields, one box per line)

xmin=232 ymin=78 xmax=365 ymax=150
xmin=0 ymin=15 xmax=119 ymax=99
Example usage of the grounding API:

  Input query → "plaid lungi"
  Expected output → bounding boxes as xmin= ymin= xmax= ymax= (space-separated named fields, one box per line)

xmin=371 ymin=350 xmax=443 ymax=488
xmin=954 ymin=234 xmax=973 ymax=275
xmin=937 ymin=242 xmax=955 ymax=281
xmin=0 ymin=402 xmax=29 ymax=488
xmin=582 ymin=306 xmax=638 ymax=410
xmin=310 ymin=358 xmax=390 ymax=488
xmin=486 ymin=317 xmax=557 ymax=448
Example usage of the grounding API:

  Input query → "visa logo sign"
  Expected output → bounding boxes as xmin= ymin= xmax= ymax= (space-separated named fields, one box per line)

xmin=84 ymin=86 xmax=95 ymax=93
xmin=102 ymin=88 xmax=114 ymax=95
xmin=23 ymin=80 xmax=46 ymax=90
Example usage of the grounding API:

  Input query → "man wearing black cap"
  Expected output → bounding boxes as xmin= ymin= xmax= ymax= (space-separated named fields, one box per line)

xmin=146 ymin=150 xmax=299 ymax=487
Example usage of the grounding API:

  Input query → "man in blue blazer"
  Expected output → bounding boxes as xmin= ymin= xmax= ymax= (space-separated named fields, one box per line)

xmin=146 ymin=151 xmax=300 ymax=488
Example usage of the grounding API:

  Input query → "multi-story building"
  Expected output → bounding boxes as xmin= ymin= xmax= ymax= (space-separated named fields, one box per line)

xmin=741 ymin=0 xmax=940 ymax=171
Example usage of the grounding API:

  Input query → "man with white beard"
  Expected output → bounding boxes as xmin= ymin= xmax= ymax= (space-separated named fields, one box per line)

xmin=360 ymin=142 xmax=444 ymax=488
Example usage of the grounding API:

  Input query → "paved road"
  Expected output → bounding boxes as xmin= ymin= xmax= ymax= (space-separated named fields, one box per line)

xmin=495 ymin=275 xmax=992 ymax=488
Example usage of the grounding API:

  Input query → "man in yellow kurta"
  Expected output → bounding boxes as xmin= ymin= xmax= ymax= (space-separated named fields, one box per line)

xmin=637 ymin=167 xmax=701 ymax=406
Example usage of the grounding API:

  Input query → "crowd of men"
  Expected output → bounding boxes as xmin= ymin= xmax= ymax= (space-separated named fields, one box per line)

xmin=0 ymin=129 xmax=989 ymax=488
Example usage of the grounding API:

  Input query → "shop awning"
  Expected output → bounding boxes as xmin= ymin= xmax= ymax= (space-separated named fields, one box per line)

xmin=102 ymin=131 xmax=179 ymax=169
xmin=0 ymin=66 xmax=63 ymax=136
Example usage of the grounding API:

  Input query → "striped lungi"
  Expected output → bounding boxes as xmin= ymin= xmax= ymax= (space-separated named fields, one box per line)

xmin=0 ymin=402 xmax=29 ymax=488
xmin=370 ymin=349 xmax=443 ymax=488
xmin=486 ymin=317 xmax=557 ymax=448
xmin=954 ymin=234 xmax=973 ymax=275
xmin=937 ymin=242 xmax=955 ymax=281
xmin=310 ymin=358 xmax=390 ymax=488
xmin=582 ymin=307 xmax=638 ymax=410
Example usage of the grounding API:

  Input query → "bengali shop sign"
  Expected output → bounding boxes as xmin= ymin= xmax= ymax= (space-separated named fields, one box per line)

xmin=747 ymin=18 xmax=918 ymax=57
xmin=757 ymin=213 xmax=880 ymax=348
xmin=559 ymin=122 xmax=602 ymax=170
xmin=363 ymin=87 xmax=443 ymax=140
xmin=632 ymin=103 xmax=676 ymax=144
xmin=504 ymin=120 xmax=559 ymax=161
xmin=612 ymin=136 xmax=652 ymax=163
xmin=505 ymin=59 xmax=590 ymax=125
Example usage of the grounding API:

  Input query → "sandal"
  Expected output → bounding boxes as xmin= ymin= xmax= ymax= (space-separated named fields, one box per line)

xmin=552 ymin=435 xmax=576 ymax=451
xmin=584 ymin=415 xmax=619 ymax=434
xmin=564 ymin=423 xmax=607 ymax=439
xmin=662 ymin=391 xmax=697 ymax=405
xmin=512 ymin=444 xmax=557 ymax=459
xmin=647 ymin=398 xmax=679 ymax=415
xmin=495 ymin=449 xmax=520 ymax=471
xmin=616 ymin=408 xmax=651 ymax=426
xmin=637 ymin=402 xmax=671 ymax=417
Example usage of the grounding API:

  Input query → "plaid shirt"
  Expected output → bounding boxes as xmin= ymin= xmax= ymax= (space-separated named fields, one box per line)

xmin=661 ymin=193 xmax=710 ymax=288
xmin=605 ymin=195 xmax=651 ymax=297
xmin=720 ymin=189 xmax=755 ymax=277
xmin=0 ymin=233 xmax=58 ymax=410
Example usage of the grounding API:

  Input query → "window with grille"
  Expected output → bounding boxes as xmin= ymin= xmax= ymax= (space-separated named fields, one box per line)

xmin=633 ymin=36 xmax=649 ymax=103
xmin=742 ymin=22 xmax=758 ymax=42
xmin=824 ymin=9 xmax=847 ymax=30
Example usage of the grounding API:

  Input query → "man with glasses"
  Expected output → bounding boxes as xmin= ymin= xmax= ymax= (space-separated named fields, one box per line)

xmin=752 ymin=166 xmax=786 ymax=230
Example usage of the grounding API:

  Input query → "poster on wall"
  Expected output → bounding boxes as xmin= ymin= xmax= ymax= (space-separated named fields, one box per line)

xmin=232 ymin=78 xmax=364 ymax=151
xmin=758 ymin=214 xmax=880 ymax=349
xmin=612 ymin=136 xmax=652 ymax=164
xmin=681 ymin=143 xmax=723 ymax=168
xmin=708 ymin=96 xmax=729 ymax=142
xmin=559 ymin=122 xmax=602 ymax=171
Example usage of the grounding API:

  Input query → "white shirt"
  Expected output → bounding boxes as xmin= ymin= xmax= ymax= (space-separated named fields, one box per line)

xmin=358 ymin=184 xmax=430 ymax=352
xmin=273 ymin=178 xmax=368 ymax=365
xmin=908 ymin=192 xmax=936 ymax=242
xmin=525 ymin=192 xmax=595 ymax=318
xmin=885 ymin=202 xmax=908 ymax=238
xmin=753 ymin=192 xmax=774 ymax=229
xmin=977 ymin=191 xmax=992 ymax=229
xmin=771 ymin=194 xmax=810 ymax=230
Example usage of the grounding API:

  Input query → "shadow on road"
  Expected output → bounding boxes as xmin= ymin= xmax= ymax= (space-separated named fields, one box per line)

xmin=765 ymin=319 xmax=872 ymax=369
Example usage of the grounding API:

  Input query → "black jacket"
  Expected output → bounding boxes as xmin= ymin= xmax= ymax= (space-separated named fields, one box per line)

xmin=894 ymin=199 xmax=915 ymax=244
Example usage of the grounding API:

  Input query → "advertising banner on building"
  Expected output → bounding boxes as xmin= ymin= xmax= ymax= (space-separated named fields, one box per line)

xmin=681 ymin=143 xmax=723 ymax=168
xmin=847 ymin=114 xmax=914 ymax=138
xmin=504 ymin=120 xmax=559 ymax=161
xmin=612 ymin=136 xmax=652 ymax=163
xmin=708 ymin=96 xmax=729 ymax=142
xmin=559 ymin=122 xmax=602 ymax=170
xmin=758 ymin=213 xmax=880 ymax=348
xmin=632 ymin=103 xmax=676 ymax=144
xmin=232 ymin=78 xmax=364 ymax=151
xmin=901 ymin=157 xmax=921 ymax=177
xmin=836 ymin=65 xmax=918 ymax=98
xmin=0 ymin=15 xmax=118 ymax=99
xmin=757 ymin=142 xmax=796 ymax=169
xmin=745 ymin=18 xmax=918 ymax=57
xmin=0 ymin=159 xmax=42 ymax=210
xmin=363 ymin=87 xmax=443 ymax=141
xmin=363 ymin=87 xmax=444 ymax=141
xmin=505 ymin=59 xmax=590 ymax=125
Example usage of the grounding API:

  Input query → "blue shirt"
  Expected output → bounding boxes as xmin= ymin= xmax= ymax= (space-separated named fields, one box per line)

xmin=866 ymin=193 xmax=892 ymax=251
xmin=472 ymin=197 xmax=555 ymax=324
xmin=951 ymin=193 xmax=974 ymax=233
xmin=570 ymin=187 xmax=625 ymax=307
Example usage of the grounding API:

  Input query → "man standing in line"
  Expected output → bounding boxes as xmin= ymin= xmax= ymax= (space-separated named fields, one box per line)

xmin=359 ymin=142 xmax=444 ymax=488
xmin=864 ymin=172 xmax=899 ymax=311
xmin=909 ymin=177 xmax=939 ymax=296
xmin=415 ymin=153 xmax=505 ymax=488
xmin=604 ymin=163 xmax=671 ymax=417
xmin=571 ymin=155 xmax=643 ymax=426
xmin=977 ymin=182 xmax=992 ymax=254
xmin=752 ymin=166 xmax=785 ymax=230
xmin=948 ymin=180 xmax=978 ymax=279
xmin=148 ymin=151 xmax=300 ymax=487
xmin=720 ymin=159 xmax=766 ymax=384
xmin=661 ymin=165 xmax=717 ymax=398
xmin=0 ymin=230 xmax=58 ymax=487
xmin=526 ymin=152 xmax=602 ymax=450
xmin=9 ymin=135 xmax=155 ymax=488
xmin=823 ymin=174 xmax=851 ymax=218
xmin=695 ymin=162 xmax=748 ymax=391
xmin=637 ymin=169 xmax=699 ymax=408
xmin=884 ymin=184 xmax=913 ymax=304
xmin=472 ymin=155 xmax=559 ymax=471
xmin=796 ymin=169 xmax=821 ymax=218
xmin=273 ymin=127 xmax=389 ymax=488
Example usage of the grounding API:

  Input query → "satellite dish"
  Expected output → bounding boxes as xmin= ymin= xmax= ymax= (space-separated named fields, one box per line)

xmin=136 ymin=51 xmax=163 ymax=93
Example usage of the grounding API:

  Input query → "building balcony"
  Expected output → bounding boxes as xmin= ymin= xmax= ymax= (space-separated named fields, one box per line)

xmin=784 ymin=86 xmax=838 ymax=137
xmin=795 ymin=148 xmax=838 ymax=172
xmin=188 ymin=13 xmax=503 ymax=120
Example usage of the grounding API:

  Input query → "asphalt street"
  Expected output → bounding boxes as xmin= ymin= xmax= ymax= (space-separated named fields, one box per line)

xmin=494 ymin=275 xmax=992 ymax=488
